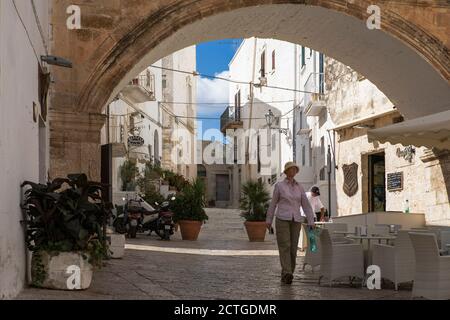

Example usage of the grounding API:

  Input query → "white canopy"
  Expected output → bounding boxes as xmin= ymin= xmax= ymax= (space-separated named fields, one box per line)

xmin=368 ymin=110 xmax=450 ymax=150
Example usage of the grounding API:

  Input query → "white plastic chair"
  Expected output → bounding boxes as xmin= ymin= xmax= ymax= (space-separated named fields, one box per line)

xmin=318 ymin=229 xmax=365 ymax=286
xmin=372 ymin=230 xmax=415 ymax=290
xmin=409 ymin=232 xmax=450 ymax=300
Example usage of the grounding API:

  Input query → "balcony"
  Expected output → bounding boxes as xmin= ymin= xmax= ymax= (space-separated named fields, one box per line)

xmin=220 ymin=106 xmax=243 ymax=133
xmin=304 ymin=72 xmax=326 ymax=117
xmin=121 ymin=73 xmax=156 ymax=104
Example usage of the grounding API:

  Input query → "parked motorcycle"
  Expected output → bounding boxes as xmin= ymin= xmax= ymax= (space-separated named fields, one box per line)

xmin=113 ymin=195 xmax=152 ymax=238
xmin=113 ymin=195 xmax=175 ymax=240
xmin=143 ymin=198 xmax=176 ymax=241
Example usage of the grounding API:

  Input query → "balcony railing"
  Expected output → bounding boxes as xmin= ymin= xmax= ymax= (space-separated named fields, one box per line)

xmin=130 ymin=74 xmax=155 ymax=95
xmin=122 ymin=73 xmax=156 ymax=103
xmin=220 ymin=106 xmax=243 ymax=133
xmin=304 ymin=72 xmax=326 ymax=117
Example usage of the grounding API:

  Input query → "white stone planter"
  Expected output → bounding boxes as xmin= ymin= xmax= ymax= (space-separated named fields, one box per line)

xmin=31 ymin=251 xmax=93 ymax=290
xmin=107 ymin=233 xmax=126 ymax=259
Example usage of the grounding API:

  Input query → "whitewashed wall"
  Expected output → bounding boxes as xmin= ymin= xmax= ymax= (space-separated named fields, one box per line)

xmin=0 ymin=0 xmax=50 ymax=298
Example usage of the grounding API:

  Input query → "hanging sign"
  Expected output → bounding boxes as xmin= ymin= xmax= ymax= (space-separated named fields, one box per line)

xmin=128 ymin=136 xmax=144 ymax=147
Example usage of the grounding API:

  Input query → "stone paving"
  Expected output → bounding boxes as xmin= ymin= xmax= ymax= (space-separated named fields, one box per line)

xmin=17 ymin=208 xmax=412 ymax=300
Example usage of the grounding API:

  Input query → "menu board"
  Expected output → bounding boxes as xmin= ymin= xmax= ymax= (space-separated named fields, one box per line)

xmin=387 ymin=172 xmax=403 ymax=192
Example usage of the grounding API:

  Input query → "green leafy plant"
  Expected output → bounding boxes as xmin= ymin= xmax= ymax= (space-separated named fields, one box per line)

xmin=21 ymin=174 xmax=110 ymax=271
xmin=240 ymin=180 xmax=271 ymax=222
xmin=171 ymin=178 xmax=208 ymax=223
xmin=119 ymin=159 xmax=139 ymax=191
xmin=137 ymin=161 xmax=165 ymax=204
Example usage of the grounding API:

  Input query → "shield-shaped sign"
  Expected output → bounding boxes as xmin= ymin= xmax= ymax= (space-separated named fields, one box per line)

xmin=343 ymin=163 xmax=359 ymax=197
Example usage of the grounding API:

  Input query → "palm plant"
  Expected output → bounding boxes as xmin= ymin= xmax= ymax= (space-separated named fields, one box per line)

xmin=171 ymin=178 xmax=208 ymax=222
xmin=240 ymin=180 xmax=271 ymax=221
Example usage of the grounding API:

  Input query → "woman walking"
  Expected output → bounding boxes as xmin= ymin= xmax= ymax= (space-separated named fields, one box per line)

xmin=266 ymin=162 xmax=315 ymax=284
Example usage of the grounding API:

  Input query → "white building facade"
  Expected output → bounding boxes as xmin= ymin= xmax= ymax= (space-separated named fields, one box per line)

xmin=161 ymin=46 xmax=198 ymax=182
xmin=101 ymin=61 xmax=163 ymax=193
xmin=226 ymin=38 xmax=336 ymax=214
xmin=101 ymin=46 xmax=198 ymax=194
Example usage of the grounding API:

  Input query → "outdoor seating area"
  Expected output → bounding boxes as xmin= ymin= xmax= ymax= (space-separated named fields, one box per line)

xmin=302 ymin=216 xmax=450 ymax=300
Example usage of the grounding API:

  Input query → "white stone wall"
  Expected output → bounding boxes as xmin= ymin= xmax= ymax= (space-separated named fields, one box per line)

xmin=330 ymin=58 xmax=450 ymax=225
xmin=229 ymin=38 xmax=299 ymax=183
xmin=0 ymin=0 xmax=50 ymax=298
xmin=162 ymin=46 xmax=197 ymax=181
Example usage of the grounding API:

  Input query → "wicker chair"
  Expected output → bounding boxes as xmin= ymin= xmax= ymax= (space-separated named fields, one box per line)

xmin=318 ymin=229 xmax=365 ymax=286
xmin=409 ymin=232 xmax=450 ymax=300
xmin=372 ymin=230 xmax=415 ymax=290
xmin=302 ymin=223 xmax=352 ymax=272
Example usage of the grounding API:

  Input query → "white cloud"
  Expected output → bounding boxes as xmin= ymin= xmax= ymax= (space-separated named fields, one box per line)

xmin=196 ymin=70 xmax=230 ymax=117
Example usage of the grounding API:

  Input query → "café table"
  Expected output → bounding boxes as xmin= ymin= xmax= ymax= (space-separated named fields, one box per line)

xmin=346 ymin=234 xmax=397 ymax=267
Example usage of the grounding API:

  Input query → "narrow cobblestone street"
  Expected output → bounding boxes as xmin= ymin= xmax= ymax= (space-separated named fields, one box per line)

xmin=17 ymin=209 xmax=411 ymax=300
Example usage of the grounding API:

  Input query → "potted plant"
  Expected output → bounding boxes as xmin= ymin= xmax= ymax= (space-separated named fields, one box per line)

xmin=171 ymin=178 xmax=208 ymax=241
xmin=21 ymin=174 xmax=110 ymax=290
xmin=119 ymin=159 xmax=139 ymax=191
xmin=240 ymin=180 xmax=271 ymax=242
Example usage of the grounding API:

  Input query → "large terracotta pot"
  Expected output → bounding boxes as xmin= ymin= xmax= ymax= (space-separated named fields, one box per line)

xmin=244 ymin=221 xmax=267 ymax=242
xmin=178 ymin=220 xmax=203 ymax=241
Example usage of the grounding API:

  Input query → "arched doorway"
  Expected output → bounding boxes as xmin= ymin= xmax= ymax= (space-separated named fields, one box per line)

xmin=49 ymin=1 xmax=450 ymax=178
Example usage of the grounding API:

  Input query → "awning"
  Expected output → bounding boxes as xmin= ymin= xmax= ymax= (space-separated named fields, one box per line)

xmin=368 ymin=110 xmax=450 ymax=150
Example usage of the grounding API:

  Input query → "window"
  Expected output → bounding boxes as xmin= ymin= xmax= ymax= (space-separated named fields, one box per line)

xmin=321 ymin=136 xmax=325 ymax=155
xmin=302 ymin=145 xmax=306 ymax=166
xmin=234 ymin=136 xmax=238 ymax=164
xmin=257 ymin=135 xmax=261 ymax=173
xmin=301 ymin=46 xmax=306 ymax=68
xmin=299 ymin=111 xmax=303 ymax=130
xmin=320 ymin=167 xmax=326 ymax=181
xmin=272 ymin=134 xmax=276 ymax=151
xmin=234 ymin=90 xmax=241 ymax=120
xmin=260 ymin=50 xmax=266 ymax=78
xmin=162 ymin=75 xmax=167 ymax=89
xmin=272 ymin=50 xmax=276 ymax=70
xmin=319 ymin=53 xmax=325 ymax=94
xmin=309 ymin=137 xmax=313 ymax=167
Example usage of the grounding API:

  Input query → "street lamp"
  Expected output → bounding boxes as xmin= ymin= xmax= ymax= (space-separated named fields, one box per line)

xmin=265 ymin=109 xmax=290 ymax=136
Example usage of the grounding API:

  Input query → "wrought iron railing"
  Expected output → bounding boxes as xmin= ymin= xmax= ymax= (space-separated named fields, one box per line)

xmin=220 ymin=106 xmax=242 ymax=132
xmin=130 ymin=73 xmax=155 ymax=95
xmin=304 ymin=72 xmax=325 ymax=108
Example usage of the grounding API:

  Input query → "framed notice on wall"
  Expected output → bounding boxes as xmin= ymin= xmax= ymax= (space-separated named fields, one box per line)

xmin=387 ymin=172 xmax=404 ymax=192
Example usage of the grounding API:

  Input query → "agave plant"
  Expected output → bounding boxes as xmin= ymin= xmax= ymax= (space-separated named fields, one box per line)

xmin=171 ymin=178 xmax=208 ymax=223
xmin=21 ymin=174 xmax=110 ymax=268
xmin=240 ymin=180 xmax=271 ymax=221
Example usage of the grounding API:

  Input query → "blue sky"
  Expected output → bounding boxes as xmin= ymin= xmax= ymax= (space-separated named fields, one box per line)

xmin=196 ymin=39 xmax=242 ymax=141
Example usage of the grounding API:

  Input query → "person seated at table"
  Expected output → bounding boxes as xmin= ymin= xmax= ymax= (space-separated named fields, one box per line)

xmin=305 ymin=186 xmax=326 ymax=222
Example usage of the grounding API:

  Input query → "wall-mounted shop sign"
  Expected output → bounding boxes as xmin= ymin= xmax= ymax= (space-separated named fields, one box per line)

xmin=387 ymin=172 xmax=404 ymax=192
xmin=128 ymin=136 xmax=144 ymax=147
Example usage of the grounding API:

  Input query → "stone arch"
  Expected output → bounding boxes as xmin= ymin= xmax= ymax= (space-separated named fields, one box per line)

xmin=49 ymin=0 xmax=450 ymax=178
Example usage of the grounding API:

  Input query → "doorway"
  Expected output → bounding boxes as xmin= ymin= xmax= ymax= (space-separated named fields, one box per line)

xmin=216 ymin=174 xmax=230 ymax=203
xmin=368 ymin=152 xmax=386 ymax=212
